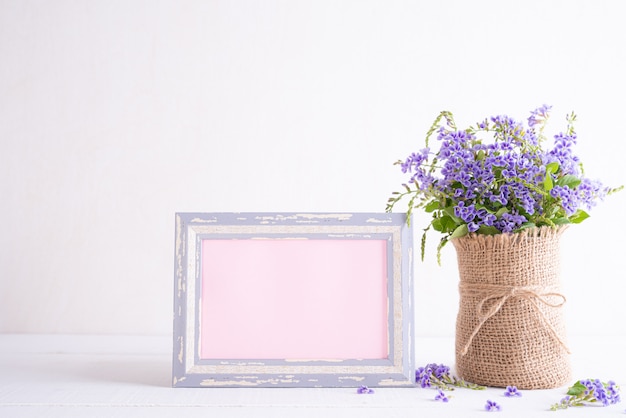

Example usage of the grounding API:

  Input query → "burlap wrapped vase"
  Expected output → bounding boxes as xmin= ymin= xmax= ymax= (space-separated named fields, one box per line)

xmin=452 ymin=226 xmax=571 ymax=389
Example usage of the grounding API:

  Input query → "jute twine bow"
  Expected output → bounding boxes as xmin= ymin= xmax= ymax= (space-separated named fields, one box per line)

xmin=458 ymin=282 xmax=570 ymax=356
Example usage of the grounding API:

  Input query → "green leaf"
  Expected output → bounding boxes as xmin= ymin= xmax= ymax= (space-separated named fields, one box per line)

xmin=495 ymin=207 xmax=508 ymax=218
xmin=556 ymin=174 xmax=582 ymax=189
xmin=450 ymin=224 xmax=469 ymax=239
xmin=553 ymin=217 xmax=571 ymax=225
xmin=440 ymin=215 xmax=458 ymax=233
xmin=516 ymin=222 xmax=536 ymax=231
xmin=543 ymin=162 xmax=559 ymax=192
xmin=543 ymin=172 xmax=554 ymax=192
xmin=477 ymin=225 xmax=500 ymax=235
xmin=431 ymin=218 xmax=444 ymax=232
xmin=567 ymin=382 xmax=587 ymax=397
xmin=424 ymin=200 xmax=440 ymax=213
xmin=569 ymin=209 xmax=590 ymax=224
xmin=443 ymin=206 xmax=463 ymax=224
xmin=546 ymin=161 xmax=560 ymax=175
xmin=433 ymin=215 xmax=458 ymax=233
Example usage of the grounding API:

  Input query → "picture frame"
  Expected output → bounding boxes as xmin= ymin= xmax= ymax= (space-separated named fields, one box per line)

xmin=172 ymin=212 xmax=415 ymax=388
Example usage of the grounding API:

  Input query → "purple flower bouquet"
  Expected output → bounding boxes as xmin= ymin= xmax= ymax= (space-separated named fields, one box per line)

xmin=387 ymin=105 xmax=621 ymax=263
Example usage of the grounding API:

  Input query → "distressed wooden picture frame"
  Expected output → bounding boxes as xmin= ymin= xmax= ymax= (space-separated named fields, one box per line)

xmin=172 ymin=212 xmax=414 ymax=388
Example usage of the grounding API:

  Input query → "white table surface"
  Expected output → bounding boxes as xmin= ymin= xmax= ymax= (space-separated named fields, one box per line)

xmin=1 ymin=334 xmax=624 ymax=418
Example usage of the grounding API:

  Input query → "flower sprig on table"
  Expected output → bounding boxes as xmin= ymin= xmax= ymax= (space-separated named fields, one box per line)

xmin=416 ymin=363 xmax=486 ymax=391
xmin=550 ymin=379 xmax=621 ymax=410
xmin=386 ymin=105 xmax=622 ymax=263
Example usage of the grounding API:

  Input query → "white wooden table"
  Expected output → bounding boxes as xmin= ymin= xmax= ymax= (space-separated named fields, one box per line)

xmin=1 ymin=334 xmax=624 ymax=417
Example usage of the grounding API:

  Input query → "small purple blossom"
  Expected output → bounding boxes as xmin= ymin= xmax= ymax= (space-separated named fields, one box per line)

xmin=485 ymin=400 xmax=501 ymax=412
xmin=504 ymin=386 xmax=522 ymax=397
xmin=416 ymin=367 xmax=432 ymax=388
xmin=434 ymin=389 xmax=449 ymax=402
xmin=467 ymin=222 xmax=479 ymax=233
xmin=356 ymin=385 xmax=374 ymax=394
xmin=528 ymin=104 xmax=552 ymax=127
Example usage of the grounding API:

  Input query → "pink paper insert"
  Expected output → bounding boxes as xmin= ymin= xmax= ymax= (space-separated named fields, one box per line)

xmin=200 ymin=239 xmax=389 ymax=360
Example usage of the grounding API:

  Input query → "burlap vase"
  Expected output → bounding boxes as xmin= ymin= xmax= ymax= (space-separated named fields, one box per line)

xmin=451 ymin=226 xmax=571 ymax=389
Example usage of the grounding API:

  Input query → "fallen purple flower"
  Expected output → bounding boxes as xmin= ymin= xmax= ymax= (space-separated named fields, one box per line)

xmin=485 ymin=400 xmax=501 ymax=412
xmin=356 ymin=385 xmax=374 ymax=394
xmin=434 ymin=389 xmax=449 ymax=403
xmin=504 ymin=385 xmax=522 ymax=397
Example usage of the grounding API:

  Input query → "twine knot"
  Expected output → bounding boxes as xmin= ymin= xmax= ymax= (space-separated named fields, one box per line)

xmin=458 ymin=282 xmax=570 ymax=356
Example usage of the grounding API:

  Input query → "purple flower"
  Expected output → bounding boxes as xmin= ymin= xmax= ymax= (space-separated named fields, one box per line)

xmin=415 ymin=363 xmax=451 ymax=388
xmin=415 ymin=367 xmax=432 ymax=388
xmin=577 ymin=178 xmax=608 ymax=209
xmin=401 ymin=148 xmax=430 ymax=176
xmin=545 ymin=132 xmax=581 ymax=176
xmin=356 ymin=385 xmax=374 ymax=394
xmin=485 ymin=400 xmax=501 ymax=412
xmin=605 ymin=381 xmax=621 ymax=405
xmin=479 ymin=211 xmax=497 ymax=227
xmin=495 ymin=212 xmax=526 ymax=233
xmin=431 ymin=364 xmax=450 ymax=379
xmin=550 ymin=185 xmax=580 ymax=216
xmin=585 ymin=379 xmax=621 ymax=406
xmin=557 ymin=395 xmax=573 ymax=408
xmin=467 ymin=222 xmax=479 ymax=233
xmin=504 ymin=386 xmax=522 ymax=397
xmin=454 ymin=202 xmax=478 ymax=223
xmin=528 ymin=104 xmax=552 ymax=127
xmin=434 ymin=389 xmax=449 ymax=402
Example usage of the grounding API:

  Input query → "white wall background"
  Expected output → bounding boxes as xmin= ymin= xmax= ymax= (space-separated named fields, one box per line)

xmin=1 ymin=0 xmax=624 ymax=337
